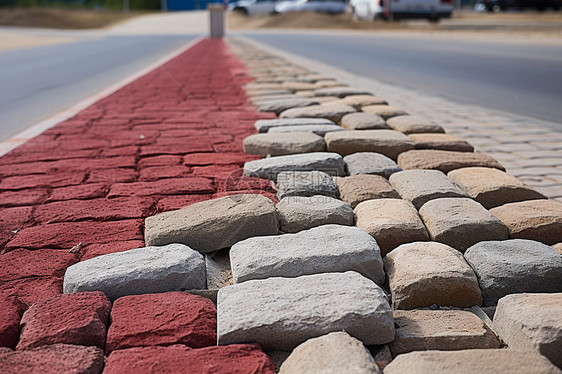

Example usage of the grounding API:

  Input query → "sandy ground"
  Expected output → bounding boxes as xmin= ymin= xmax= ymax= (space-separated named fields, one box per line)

xmin=0 ymin=31 xmax=75 ymax=52
xmin=1 ymin=9 xmax=561 ymax=53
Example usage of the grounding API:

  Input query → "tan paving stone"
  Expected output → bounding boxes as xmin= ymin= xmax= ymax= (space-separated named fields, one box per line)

xmin=325 ymin=130 xmax=414 ymax=159
xmin=398 ymin=150 xmax=505 ymax=173
xmin=354 ymin=199 xmax=429 ymax=256
xmin=448 ymin=167 xmax=546 ymax=209
xmin=489 ymin=199 xmax=562 ymax=245
xmin=408 ymin=133 xmax=474 ymax=152
xmin=390 ymin=310 xmax=500 ymax=356
xmin=384 ymin=242 xmax=482 ymax=309
xmin=335 ymin=175 xmax=400 ymax=208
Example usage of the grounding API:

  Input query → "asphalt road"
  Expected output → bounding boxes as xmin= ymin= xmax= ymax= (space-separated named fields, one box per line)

xmin=0 ymin=34 xmax=196 ymax=141
xmin=243 ymin=32 xmax=562 ymax=125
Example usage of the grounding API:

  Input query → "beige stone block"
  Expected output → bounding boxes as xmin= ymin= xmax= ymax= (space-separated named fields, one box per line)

xmin=325 ymin=130 xmax=414 ymax=159
xmin=335 ymin=175 xmax=400 ymax=208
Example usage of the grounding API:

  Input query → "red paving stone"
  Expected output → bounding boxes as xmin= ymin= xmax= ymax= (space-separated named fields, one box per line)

xmin=0 ymin=38 xmax=277 ymax=368
xmin=104 ymin=344 xmax=275 ymax=374
xmin=106 ymin=292 xmax=216 ymax=353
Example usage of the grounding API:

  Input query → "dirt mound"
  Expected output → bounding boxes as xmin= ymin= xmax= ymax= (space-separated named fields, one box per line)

xmin=0 ymin=8 xmax=138 ymax=29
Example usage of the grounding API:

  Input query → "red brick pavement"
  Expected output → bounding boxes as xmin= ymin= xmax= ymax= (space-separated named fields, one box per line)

xmin=0 ymin=39 xmax=274 ymax=317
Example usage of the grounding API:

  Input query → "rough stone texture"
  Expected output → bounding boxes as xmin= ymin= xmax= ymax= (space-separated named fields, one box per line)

xmin=63 ymin=244 xmax=206 ymax=301
xmin=408 ymin=133 xmax=474 ymax=152
xmin=335 ymin=175 xmax=400 ymax=208
xmin=0 ymin=248 xmax=78 ymax=281
xmin=244 ymin=152 xmax=346 ymax=180
xmin=217 ymin=271 xmax=394 ymax=350
xmin=389 ymin=170 xmax=469 ymax=209
xmin=419 ymin=198 xmax=509 ymax=252
xmin=464 ymin=239 xmax=562 ymax=306
xmin=390 ymin=310 xmax=500 ymax=356
xmin=257 ymin=98 xmax=318 ymax=114
xmin=398 ymin=150 xmax=505 ymax=173
xmin=243 ymin=132 xmax=325 ymax=157
xmin=276 ymin=170 xmax=338 ymax=199
xmin=384 ymin=242 xmax=482 ymax=309
xmin=17 ymin=291 xmax=111 ymax=350
xmin=386 ymin=115 xmax=446 ymax=134
xmin=448 ymin=167 xmax=546 ymax=209
xmin=0 ymin=344 xmax=105 ymax=374
xmin=279 ymin=332 xmax=381 ymax=374
xmin=325 ymin=130 xmax=414 ymax=159
xmin=354 ymin=199 xmax=429 ymax=256
xmin=276 ymin=195 xmax=354 ymax=233
xmin=280 ymin=104 xmax=357 ymax=123
xmin=205 ymin=249 xmax=233 ymax=291
xmin=230 ymin=225 xmax=384 ymax=285
xmin=343 ymin=152 xmax=402 ymax=178
xmin=254 ymin=118 xmax=335 ymax=133
xmin=314 ymin=87 xmax=372 ymax=98
xmin=341 ymin=94 xmax=388 ymax=109
xmin=340 ymin=113 xmax=389 ymax=130
xmin=493 ymin=293 xmax=562 ymax=368
xmin=106 ymin=292 xmax=216 ymax=353
xmin=489 ymin=200 xmax=562 ymax=245
xmin=145 ymin=194 xmax=278 ymax=251
xmin=361 ymin=105 xmax=408 ymax=119
xmin=268 ymin=124 xmax=345 ymax=136
xmin=0 ymin=295 xmax=26 ymax=349
xmin=383 ymin=349 xmax=562 ymax=374
xmin=554 ymin=243 xmax=562 ymax=254
xmin=103 ymin=344 xmax=275 ymax=374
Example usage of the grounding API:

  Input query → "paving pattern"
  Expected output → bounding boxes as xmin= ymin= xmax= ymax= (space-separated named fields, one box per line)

xmin=1 ymin=36 xmax=561 ymax=373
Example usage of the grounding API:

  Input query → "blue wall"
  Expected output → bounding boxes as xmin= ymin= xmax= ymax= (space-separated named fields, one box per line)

xmin=167 ymin=0 xmax=221 ymax=10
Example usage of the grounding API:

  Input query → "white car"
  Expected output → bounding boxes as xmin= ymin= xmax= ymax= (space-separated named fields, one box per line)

xmin=228 ymin=0 xmax=281 ymax=15
xmin=274 ymin=0 xmax=348 ymax=14
xmin=350 ymin=0 xmax=453 ymax=21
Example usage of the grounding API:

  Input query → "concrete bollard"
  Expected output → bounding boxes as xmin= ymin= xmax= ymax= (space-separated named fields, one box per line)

xmin=209 ymin=4 xmax=225 ymax=38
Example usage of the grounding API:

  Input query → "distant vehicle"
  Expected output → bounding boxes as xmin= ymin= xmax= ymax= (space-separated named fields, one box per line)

xmin=228 ymin=0 xmax=283 ymax=15
xmin=474 ymin=0 xmax=561 ymax=12
xmin=274 ymin=0 xmax=348 ymax=14
xmin=350 ymin=0 xmax=453 ymax=21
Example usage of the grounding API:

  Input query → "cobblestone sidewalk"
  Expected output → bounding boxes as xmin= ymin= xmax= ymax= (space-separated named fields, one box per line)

xmin=238 ymin=36 xmax=562 ymax=202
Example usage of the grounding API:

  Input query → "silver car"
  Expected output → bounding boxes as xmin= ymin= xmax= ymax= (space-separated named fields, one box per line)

xmin=274 ymin=0 xmax=348 ymax=14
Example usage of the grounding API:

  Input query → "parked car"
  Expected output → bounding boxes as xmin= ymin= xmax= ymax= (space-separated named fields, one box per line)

xmin=350 ymin=0 xmax=453 ymax=21
xmin=274 ymin=0 xmax=348 ymax=14
xmin=475 ymin=0 xmax=562 ymax=12
xmin=228 ymin=0 xmax=282 ymax=15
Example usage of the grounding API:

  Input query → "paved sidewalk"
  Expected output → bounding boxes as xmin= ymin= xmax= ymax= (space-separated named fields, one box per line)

xmin=0 ymin=38 xmax=274 ymax=304
xmin=239 ymin=36 xmax=562 ymax=202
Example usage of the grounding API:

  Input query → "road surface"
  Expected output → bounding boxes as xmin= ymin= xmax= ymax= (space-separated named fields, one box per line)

xmin=242 ymin=31 xmax=562 ymax=125
xmin=0 ymin=33 xmax=196 ymax=141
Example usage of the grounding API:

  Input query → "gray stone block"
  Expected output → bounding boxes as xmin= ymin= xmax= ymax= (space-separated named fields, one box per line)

xmin=464 ymin=239 xmax=562 ymax=305
xmin=243 ymin=152 xmax=346 ymax=181
xmin=268 ymin=124 xmax=345 ymax=136
xmin=343 ymin=152 xmax=402 ymax=178
xmin=493 ymin=293 xmax=562 ymax=368
xmin=230 ymin=225 xmax=384 ymax=285
xmin=217 ymin=271 xmax=394 ymax=351
xmin=63 ymin=244 xmax=206 ymax=301
xmin=243 ymin=132 xmax=326 ymax=157
xmin=276 ymin=195 xmax=354 ymax=233
xmin=257 ymin=98 xmax=319 ymax=114
xmin=254 ymin=118 xmax=336 ymax=133
xmin=280 ymin=104 xmax=357 ymax=123
xmin=389 ymin=170 xmax=469 ymax=209
xmin=276 ymin=170 xmax=338 ymax=199
xmin=144 ymin=194 xmax=278 ymax=252
xmin=314 ymin=87 xmax=372 ymax=98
